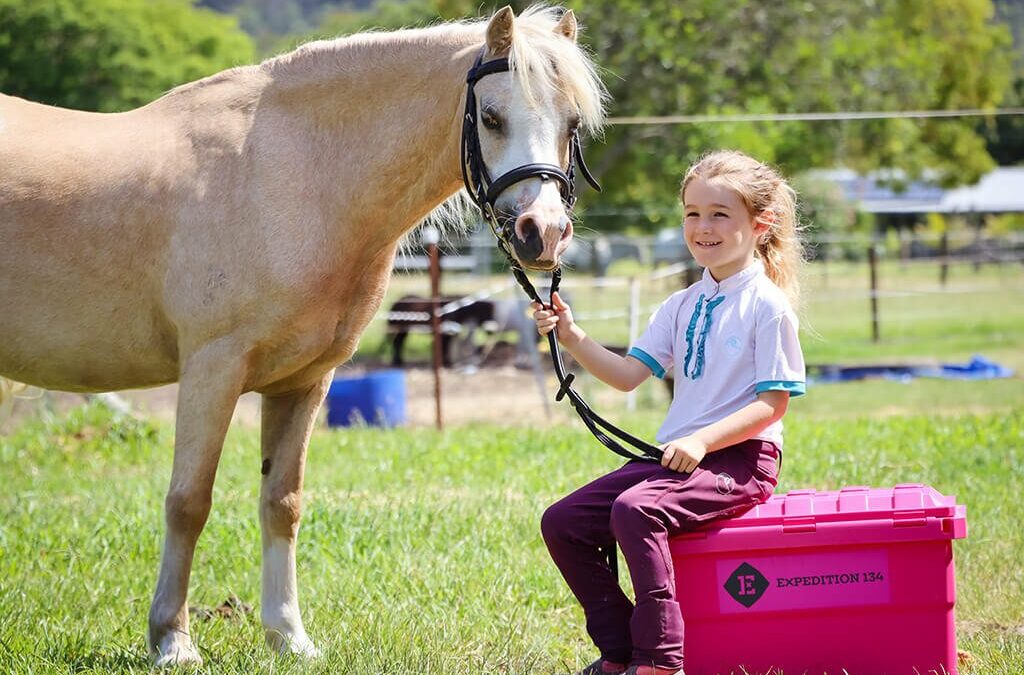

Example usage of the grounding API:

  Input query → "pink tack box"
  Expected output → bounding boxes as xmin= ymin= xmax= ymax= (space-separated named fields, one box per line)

xmin=669 ymin=484 xmax=967 ymax=675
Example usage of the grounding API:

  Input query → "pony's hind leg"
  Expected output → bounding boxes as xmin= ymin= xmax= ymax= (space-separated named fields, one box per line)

xmin=258 ymin=372 xmax=331 ymax=658
xmin=148 ymin=345 xmax=249 ymax=667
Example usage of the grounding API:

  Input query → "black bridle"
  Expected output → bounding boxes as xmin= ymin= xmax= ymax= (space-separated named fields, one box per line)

xmin=460 ymin=48 xmax=660 ymax=463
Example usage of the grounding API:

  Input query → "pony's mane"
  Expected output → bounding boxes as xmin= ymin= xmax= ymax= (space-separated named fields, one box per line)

xmin=263 ymin=6 xmax=606 ymax=134
xmin=263 ymin=5 xmax=607 ymax=246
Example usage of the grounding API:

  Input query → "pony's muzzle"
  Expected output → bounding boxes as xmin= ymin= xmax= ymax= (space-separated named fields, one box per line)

xmin=511 ymin=208 xmax=573 ymax=270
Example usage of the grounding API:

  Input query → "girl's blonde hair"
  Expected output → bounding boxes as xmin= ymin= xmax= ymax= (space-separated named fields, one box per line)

xmin=681 ymin=150 xmax=803 ymax=309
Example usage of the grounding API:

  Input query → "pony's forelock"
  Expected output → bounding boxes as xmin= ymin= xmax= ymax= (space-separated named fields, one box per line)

xmin=506 ymin=6 xmax=607 ymax=135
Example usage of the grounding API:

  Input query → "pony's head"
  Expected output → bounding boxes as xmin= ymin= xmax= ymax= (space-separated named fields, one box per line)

xmin=468 ymin=6 xmax=606 ymax=272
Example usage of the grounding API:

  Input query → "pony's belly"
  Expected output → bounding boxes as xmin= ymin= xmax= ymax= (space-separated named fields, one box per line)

xmin=0 ymin=304 xmax=179 ymax=392
xmin=0 ymin=343 xmax=179 ymax=393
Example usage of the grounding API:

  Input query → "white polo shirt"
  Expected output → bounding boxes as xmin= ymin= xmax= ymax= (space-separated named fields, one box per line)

xmin=627 ymin=260 xmax=805 ymax=447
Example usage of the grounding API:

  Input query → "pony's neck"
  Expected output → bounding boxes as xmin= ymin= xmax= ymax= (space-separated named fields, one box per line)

xmin=261 ymin=25 xmax=485 ymax=248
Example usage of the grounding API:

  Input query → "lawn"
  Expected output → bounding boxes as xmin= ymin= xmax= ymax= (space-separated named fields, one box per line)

xmin=1 ymin=256 xmax=1022 ymax=673
xmin=1 ymin=402 xmax=1022 ymax=673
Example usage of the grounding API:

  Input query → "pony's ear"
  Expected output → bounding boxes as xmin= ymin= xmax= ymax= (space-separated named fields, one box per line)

xmin=554 ymin=9 xmax=577 ymax=43
xmin=486 ymin=6 xmax=515 ymax=55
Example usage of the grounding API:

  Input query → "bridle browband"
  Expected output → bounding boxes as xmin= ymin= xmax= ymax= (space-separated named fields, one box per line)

xmin=460 ymin=47 xmax=661 ymax=463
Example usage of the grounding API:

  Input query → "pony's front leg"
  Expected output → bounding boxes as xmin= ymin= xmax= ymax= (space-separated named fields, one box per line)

xmin=148 ymin=344 xmax=248 ymax=667
xmin=259 ymin=372 xmax=332 ymax=658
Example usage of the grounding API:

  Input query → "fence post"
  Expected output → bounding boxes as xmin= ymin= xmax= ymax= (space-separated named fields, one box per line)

xmin=939 ymin=230 xmax=949 ymax=287
xmin=423 ymin=226 xmax=444 ymax=430
xmin=683 ymin=261 xmax=698 ymax=288
xmin=821 ymin=238 xmax=829 ymax=289
xmin=626 ymin=277 xmax=640 ymax=412
xmin=868 ymin=244 xmax=880 ymax=343
xmin=973 ymin=222 xmax=983 ymax=274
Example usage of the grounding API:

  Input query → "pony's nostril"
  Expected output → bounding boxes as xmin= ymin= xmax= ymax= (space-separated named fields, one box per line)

xmin=516 ymin=216 xmax=540 ymax=243
xmin=560 ymin=218 xmax=573 ymax=241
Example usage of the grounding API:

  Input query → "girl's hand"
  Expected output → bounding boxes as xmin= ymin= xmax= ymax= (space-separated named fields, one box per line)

xmin=659 ymin=435 xmax=708 ymax=473
xmin=530 ymin=292 xmax=576 ymax=341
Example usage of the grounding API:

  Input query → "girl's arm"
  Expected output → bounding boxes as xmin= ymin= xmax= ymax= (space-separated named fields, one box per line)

xmin=660 ymin=390 xmax=789 ymax=473
xmin=532 ymin=292 xmax=651 ymax=392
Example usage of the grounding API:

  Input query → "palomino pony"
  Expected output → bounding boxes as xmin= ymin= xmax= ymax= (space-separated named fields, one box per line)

xmin=0 ymin=5 xmax=605 ymax=665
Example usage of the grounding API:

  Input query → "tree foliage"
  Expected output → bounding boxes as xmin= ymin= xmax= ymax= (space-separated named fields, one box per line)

xmin=275 ymin=0 xmax=1013 ymax=231
xmin=984 ymin=0 xmax=1024 ymax=165
xmin=6 ymin=0 xmax=1010 ymax=235
xmin=570 ymin=0 xmax=1012 ymax=228
xmin=0 ymin=0 xmax=254 ymax=112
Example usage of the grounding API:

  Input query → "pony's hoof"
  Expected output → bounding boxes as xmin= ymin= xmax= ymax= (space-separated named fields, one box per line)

xmin=151 ymin=633 xmax=203 ymax=667
xmin=265 ymin=629 xmax=321 ymax=658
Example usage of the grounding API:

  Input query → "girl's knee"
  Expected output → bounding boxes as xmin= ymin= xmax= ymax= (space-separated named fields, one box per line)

xmin=540 ymin=500 xmax=573 ymax=543
xmin=610 ymin=494 xmax=653 ymax=537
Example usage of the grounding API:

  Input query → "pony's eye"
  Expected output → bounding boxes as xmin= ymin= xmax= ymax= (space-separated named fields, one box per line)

xmin=568 ymin=116 xmax=581 ymax=134
xmin=481 ymin=111 xmax=502 ymax=131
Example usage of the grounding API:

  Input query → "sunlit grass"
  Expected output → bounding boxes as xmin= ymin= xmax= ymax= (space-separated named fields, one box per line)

xmin=1 ymin=404 xmax=1021 ymax=673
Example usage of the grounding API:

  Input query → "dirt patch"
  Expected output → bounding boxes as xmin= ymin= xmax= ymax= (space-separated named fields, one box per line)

xmin=3 ymin=362 xmax=640 ymax=433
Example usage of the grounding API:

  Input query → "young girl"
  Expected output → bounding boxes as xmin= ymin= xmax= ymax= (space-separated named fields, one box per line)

xmin=533 ymin=150 xmax=805 ymax=675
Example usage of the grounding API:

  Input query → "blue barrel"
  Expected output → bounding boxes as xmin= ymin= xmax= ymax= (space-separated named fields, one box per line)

xmin=326 ymin=370 xmax=407 ymax=428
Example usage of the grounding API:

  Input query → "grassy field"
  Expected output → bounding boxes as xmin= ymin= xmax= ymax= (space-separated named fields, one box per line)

xmin=1 ymin=404 xmax=1022 ymax=674
xmin=1 ymin=257 xmax=1022 ymax=673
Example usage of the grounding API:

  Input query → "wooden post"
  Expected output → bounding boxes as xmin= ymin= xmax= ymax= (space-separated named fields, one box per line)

xmin=422 ymin=226 xmax=443 ymax=430
xmin=973 ymin=219 xmax=983 ymax=274
xmin=683 ymin=261 xmax=698 ymax=288
xmin=939 ymin=230 xmax=949 ymax=287
xmin=868 ymin=244 xmax=880 ymax=343
xmin=626 ymin=277 xmax=640 ymax=412
xmin=820 ymin=238 xmax=829 ymax=289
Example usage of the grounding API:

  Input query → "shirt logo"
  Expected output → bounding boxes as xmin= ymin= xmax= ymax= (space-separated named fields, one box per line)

xmin=724 ymin=335 xmax=742 ymax=356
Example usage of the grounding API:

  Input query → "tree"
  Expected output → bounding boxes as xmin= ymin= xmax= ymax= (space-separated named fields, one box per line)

xmin=984 ymin=0 xmax=1024 ymax=165
xmin=569 ymin=0 xmax=1012 ymax=230
xmin=0 ymin=0 xmax=254 ymax=113
xmin=271 ymin=0 xmax=1013 ymax=232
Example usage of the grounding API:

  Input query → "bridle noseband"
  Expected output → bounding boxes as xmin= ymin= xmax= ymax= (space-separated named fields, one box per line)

xmin=460 ymin=47 xmax=661 ymax=463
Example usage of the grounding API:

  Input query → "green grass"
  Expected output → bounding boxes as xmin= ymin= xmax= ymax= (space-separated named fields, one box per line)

xmin=1 ymin=403 xmax=1022 ymax=673
xmin=1 ymin=258 xmax=1021 ymax=672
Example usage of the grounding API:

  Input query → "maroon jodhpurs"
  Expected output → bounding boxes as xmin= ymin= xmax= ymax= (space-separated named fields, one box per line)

xmin=540 ymin=438 xmax=780 ymax=670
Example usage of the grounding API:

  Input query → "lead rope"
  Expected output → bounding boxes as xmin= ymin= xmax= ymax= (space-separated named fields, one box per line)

xmin=506 ymin=260 xmax=662 ymax=463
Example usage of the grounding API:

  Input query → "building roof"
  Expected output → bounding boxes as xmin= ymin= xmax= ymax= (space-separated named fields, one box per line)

xmin=810 ymin=167 xmax=1024 ymax=214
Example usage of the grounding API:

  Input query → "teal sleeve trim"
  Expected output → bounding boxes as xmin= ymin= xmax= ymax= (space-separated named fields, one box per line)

xmin=756 ymin=380 xmax=806 ymax=397
xmin=627 ymin=347 xmax=666 ymax=379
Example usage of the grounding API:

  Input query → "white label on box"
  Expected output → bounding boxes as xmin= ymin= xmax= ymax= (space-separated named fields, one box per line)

xmin=717 ymin=549 xmax=891 ymax=613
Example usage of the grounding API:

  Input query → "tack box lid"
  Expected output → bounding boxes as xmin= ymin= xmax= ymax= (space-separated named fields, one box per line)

xmin=670 ymin=483 xmax=968 ymax=556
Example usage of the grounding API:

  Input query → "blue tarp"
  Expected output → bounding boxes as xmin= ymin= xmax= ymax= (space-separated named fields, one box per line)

xmin=808 ymin=355 xmax=1015 ymax=385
